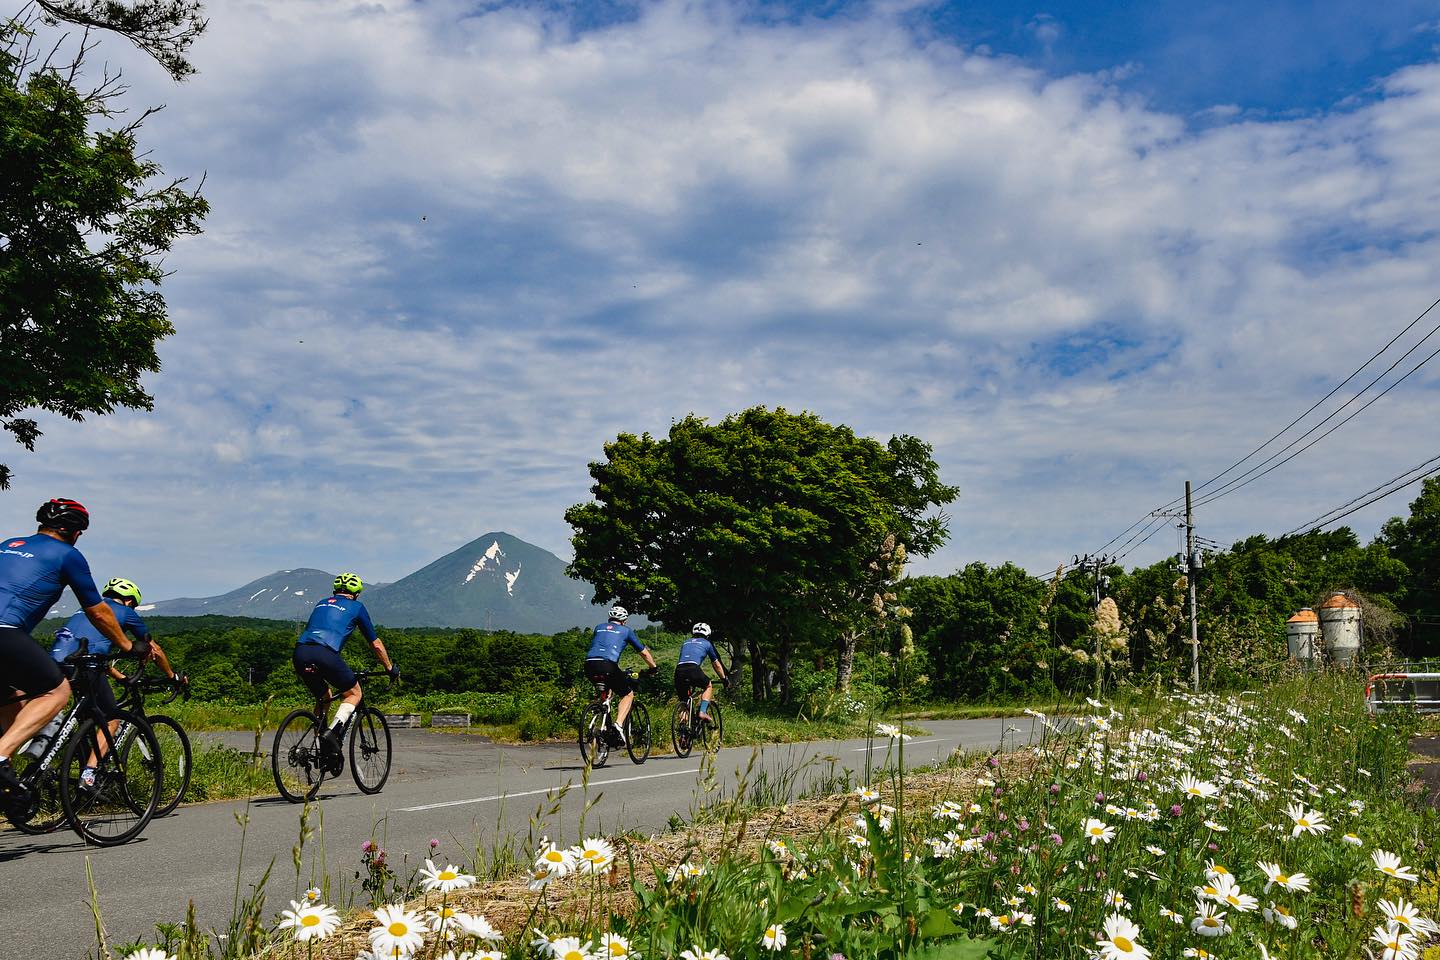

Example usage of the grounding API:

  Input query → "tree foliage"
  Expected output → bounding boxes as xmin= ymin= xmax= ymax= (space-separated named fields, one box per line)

xmin=0 ymin=9 xmax=206 ymax=488
xmin=35 ymin=0 xmax=206 ymax=80
xmin=565 ymin=406 xmax=958 ymax=700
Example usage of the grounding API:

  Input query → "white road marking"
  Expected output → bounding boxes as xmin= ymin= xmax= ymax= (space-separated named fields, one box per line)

xmin=397 ymin=766 xmax=703 ymax=812
xmin=851 ymin=738 xmax=942 ymax=752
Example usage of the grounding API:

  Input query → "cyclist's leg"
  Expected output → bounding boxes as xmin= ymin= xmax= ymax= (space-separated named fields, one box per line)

xmin=82 ymin=676 xmax=123 ymax=779
xmin=0 ymin=627 xmax=70 ymax=761
xmin=698 ymin=679 xmax=716 ymax=722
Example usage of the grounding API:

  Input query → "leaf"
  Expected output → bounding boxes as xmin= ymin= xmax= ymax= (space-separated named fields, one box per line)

xmin=917 ymin=906 xmax=963 ymax=940
xmin=909 ymin=936 xmax=1001 ymax=960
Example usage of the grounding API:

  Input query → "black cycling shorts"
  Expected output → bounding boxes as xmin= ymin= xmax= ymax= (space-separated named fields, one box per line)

xmin=674 ymin=662 xmax=711 ymax=698
xmin=584 ymin=657 xmax=633 ymax=696
xmin=293 ymin=643 xmax=358 ymax=699
xmin=0 ymin=626 xmax=64 ymax=697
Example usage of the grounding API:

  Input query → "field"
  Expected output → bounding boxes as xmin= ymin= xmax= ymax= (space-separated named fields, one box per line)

xmin=106 ymin=671 xmax=1439 ymax=960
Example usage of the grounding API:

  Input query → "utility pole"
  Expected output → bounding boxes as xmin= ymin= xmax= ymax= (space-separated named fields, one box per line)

xmin=1186 ymin=480 xmax=1199 ymax=692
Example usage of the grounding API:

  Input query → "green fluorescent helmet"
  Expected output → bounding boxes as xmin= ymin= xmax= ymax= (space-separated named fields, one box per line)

xmin=104 ymin=577 xmax=142 ymax=605
xmin=333 ymin=572 xmax=364 ymax=595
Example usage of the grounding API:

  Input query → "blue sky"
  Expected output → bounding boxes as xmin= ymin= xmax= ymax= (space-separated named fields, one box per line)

xmin=8 ymin=0 xmax=1440 ymax=601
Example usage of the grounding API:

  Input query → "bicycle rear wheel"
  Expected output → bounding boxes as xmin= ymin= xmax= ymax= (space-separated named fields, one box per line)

xmin=579 ymin=704 xmax=610 ymax=768
xmin=350 ymin=707 xmax=392 ymax=794
xmin=671 ymin=701 xmax=693 ymax=758
xmin=146 ymin=715 xmax=192 ymax=816
xmin=625 ymin=701 xmax=652 ymax=764
xmin=60 ymin=712 xmax=162 ymax=846
xmin=699 ymin=700 xmax=723 ymax=752
xmin=8 ymin=752 xmax=66 ymax=834
xmin=272 ymin=709 xmax=325 ymax=803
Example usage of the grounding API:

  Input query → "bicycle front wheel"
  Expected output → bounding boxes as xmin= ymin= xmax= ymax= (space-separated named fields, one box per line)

xmin=626 ymin=701 xmax=652 ymax=764
xmin=700 ymin=700 xmax=723 ymax=752
xmin=8 ymin=752 xmax=66 ymax=834
xmin=60 ymin=711 xmax=162 ymax=846
xmin=147 ymin=715 xmax=192 ymax=816
xmin=350 ymin=707 xmax=392 ymax=794
xmin=579 ymin=704 xmax=610 ymax=768
xmin=272 ymin=709 xmax=325 ymax=803
xmin=671 ymin=701 xmax=693 ymax=758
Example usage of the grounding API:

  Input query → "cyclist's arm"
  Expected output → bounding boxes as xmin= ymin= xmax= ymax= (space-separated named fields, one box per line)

xmin=369 ymin=637 xmax=395 ymax=673
xmin=146 ymin=638 xmax=176 ymax=679
xmin=640 ymin=647 xmax=658 ymax=670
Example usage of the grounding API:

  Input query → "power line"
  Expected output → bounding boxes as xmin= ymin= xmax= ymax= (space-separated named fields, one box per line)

xmin=1114 ymin=518 xmax=1172 ymax=563
xmin=1282 ymin=452 xmax=1440 ymax=536
xmin=1083 ymin=295 xmax=1440 ymax=555
xmin=1194 ymin=336 xmax=1440 ymax=508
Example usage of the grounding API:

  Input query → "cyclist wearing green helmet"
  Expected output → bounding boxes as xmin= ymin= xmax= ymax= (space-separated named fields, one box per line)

xmin=293 ymin=573 xmax=397 ymax=764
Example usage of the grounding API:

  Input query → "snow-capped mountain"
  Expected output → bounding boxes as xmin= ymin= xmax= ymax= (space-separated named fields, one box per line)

xmin=43 ymin=534 xmax=612 ymax=632
xmin=364 ymin=532 xmax=608 ymax=631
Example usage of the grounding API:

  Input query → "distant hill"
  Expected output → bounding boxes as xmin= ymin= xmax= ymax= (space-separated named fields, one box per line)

xmin=40 ymin=534 xmax=612 ymax=633
xmin=364 ymin=532 xmax=608 ymax=632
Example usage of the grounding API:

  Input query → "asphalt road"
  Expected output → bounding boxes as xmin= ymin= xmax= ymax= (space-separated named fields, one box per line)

xmin=0 ymin=717 xmax=1043 ymax=959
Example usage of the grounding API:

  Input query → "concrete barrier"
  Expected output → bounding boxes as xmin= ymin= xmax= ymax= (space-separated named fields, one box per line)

xmin=430 ymin=712 xmax=471 ymax=728
xmin=383 ymin=713 xmax=423 ymax=729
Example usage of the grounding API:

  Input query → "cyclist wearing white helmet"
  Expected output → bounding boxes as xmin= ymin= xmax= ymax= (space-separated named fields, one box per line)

xmin=675 ymin=622 xmax=728 ymax=725
xmin=583 ymin=605 xmax=657 ymax=746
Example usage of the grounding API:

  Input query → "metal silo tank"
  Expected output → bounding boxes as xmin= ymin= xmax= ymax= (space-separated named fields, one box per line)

xmin=1319 ymin=593 xmax=1362 ymax=664
xmin=1286 ymin=608 xmax=1319 ymax=663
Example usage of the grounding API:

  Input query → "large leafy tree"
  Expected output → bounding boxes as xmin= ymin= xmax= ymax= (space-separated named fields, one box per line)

xmin=565 ymin=407 xmax=958 ymax=700
xmin=1379 ymin=476 xmax=1440 ymax=653
xmin=0 ymin=4 xmax=207 ymax=488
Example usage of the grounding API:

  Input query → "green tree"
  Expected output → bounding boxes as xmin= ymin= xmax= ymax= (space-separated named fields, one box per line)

xmin=0 ymin=8 xmax=207 ymax=487
xmin=565 ymin=407 xmax=957 ymax=701
xmin=1379 ymin=476 xmax=1440 ymax=653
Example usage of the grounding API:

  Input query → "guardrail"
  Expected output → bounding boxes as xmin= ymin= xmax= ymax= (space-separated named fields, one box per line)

xmin=1365 ymin=672 xmax=1440 ymax=714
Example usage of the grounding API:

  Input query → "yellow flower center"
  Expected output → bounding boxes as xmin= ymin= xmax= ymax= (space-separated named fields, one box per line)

xmin=441 ymin=907 xmax=456 ymax=918
xmin=766 ymin=928 xmax=777 ymax=938
xmin=546 ymin=851 xmax=564 ymax=862
xmin=564 ymin=951 xmax=586 ymax=960
xmin=1113 ymin=936 xmax=1134 ymax=952
xmin=1276 ymin=874 xmax=1288 ymax=883
xmin=585 ymin=850 xmax=601 ymax=860
xmin=1383 ymin=867 xmax=1397 ymax=876
xmin=1090 ymin=827 xmax=1103 ymax=835
xmin=388 ymin=922 xmax=408 ymax=936
xmin=301 ymin=915 xmax=320 ymax=927
xmin=439 ymin=870 xmax=457 ymax=881
xmin=609 ymin=943 xmax=628 ymax=956
xmin=1297 ymin=818 xmax=1310 ymax=827
xmin=1203 ymin=918 xmax=1219 ymax=928
xmin=1276 ymin=906 xmax=1292 ymax=917
xmin=1225 ymin=895 xmax=1240 ymax=906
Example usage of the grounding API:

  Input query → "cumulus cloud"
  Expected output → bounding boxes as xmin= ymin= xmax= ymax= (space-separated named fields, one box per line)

xmin=7 ymin=0 xmax=1440 ymax=599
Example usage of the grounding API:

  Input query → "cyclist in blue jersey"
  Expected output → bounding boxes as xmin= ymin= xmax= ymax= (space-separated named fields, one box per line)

xmin=51 ymin=578 xmax=183 ymax=787
xmin=674 ymin=622 xmax=729 ymax=725
xmin=0 ymin=500 xmax=148 ymax=804
xmin=293 ymin=573 xmax=397 ymax=765
xmin=584 ymin=605 xmax=658 ymax=746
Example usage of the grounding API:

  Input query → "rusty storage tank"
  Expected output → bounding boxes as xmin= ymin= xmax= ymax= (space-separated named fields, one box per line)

xmin=1319 ymin=593 xmax=1362 ymax=664
xmin=1286 ymin=608 xmax=1319 ymax=663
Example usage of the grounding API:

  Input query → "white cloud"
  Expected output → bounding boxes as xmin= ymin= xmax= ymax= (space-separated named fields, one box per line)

xmin=7 ymin=1 xmax=1440 ymax=600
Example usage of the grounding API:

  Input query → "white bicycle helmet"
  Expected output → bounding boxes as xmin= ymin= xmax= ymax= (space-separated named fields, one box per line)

xmin=692 ymin=622 xmax=712 ymax=637
xmin=608 ymin=605 xmax=629 ymax=622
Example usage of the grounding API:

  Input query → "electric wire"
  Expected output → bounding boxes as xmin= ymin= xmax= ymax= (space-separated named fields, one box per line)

xmin=1194 ymin=336 xmax=1440 ymax=508
xmin=1281 ymin=452 xmax=1440 ymax=536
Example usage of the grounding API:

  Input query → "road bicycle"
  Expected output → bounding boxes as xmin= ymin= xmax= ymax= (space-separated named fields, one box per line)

xmin=579 ymin=669 xmax=653 ymax=768
xmin=2 ymin=651 xmax=164 ymax=845
xmin=672 ymin=678 xmax=726 ymax=758
xmin=271 ymin=670 xmax=394 ymax=803
xmin=114 ymin=665 xmax=192 ymax=817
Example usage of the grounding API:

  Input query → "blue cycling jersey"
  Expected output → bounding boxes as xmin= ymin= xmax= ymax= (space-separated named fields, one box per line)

xmin=55 ymin=598 xmax=150 ymax=658
xmin=0 ymin=533 xmax=103 ymax=632
xmin=677 ymin=637 xmax=720 ymax=666
xmin=297 ymin=595 xmax=377 ymax=652
xmin=586 ymin=621 xmax=646 ymax=662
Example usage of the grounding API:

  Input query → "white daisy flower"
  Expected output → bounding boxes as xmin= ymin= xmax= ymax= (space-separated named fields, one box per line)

xmin=599 ymin=933 xmax=635 ymax=959
xmin=1096 ymin=913 xmax=1149 ymax=960
xmin=1377 ymin=898 xmax=1439 ymax=936
xmin=1083 ymin=818 xmax=1116 ymax=845
xmin=1342 ymin=832 xmax=1363 ymax=847
xmin=1159 ymin=907 xmax=1184 ymax=925
xmin=456 ymin=914 xmax=502 ymax=942
xmin=855 ymin=786 xmax=881 ymax=804
xmin=1178 ymin=774 xmax=1219 ymax=800
xmin=575 ymin=837 xmax=616 ymax=875
xmin=1285 ymin=802 xmax=1329 ymax=837
xmin=680 ymin=948 xmax=730 ymax=960
xmin=420 ymin=859 xmax=476 ymax=893
xmin=1202 ymin=819 xmax=1228 ymax=833
xmin=1372 ymin=850 xmax=1419 ymax=882
xmin=550 ymin=936 xmax=594 ymax=960
xmin=761 ymin=923 xmax=787 ymax=951
xmin=1145 ymin=845 xmax=1166 ymax=857
xmin=874 ymin=723 xmax=911 ymax=741
xmin=1263 ymin=902 xmax=1299 ymax=929
xmin=1257 ymin=861 xmax=1310 ymax=893
xmin=1052 ymin=897 xmax=1072 ymax=912
xmin=370 ymin=905 xmax=426 ymax=957
xmin=1190 ymin=902 xmax=1230 ymax=937
xmin=125 ymin=950 xmax=175 ymax=960
xmin=279 ymin=900 xmax=341 ymax=942
xmin=766 ymin=839 xmax=791 ymax=860
xmin=1370 ymin=924 xmax=1419 ymax=960
xmin=1104 ymin=889 xmax=1129 ymax=910
xmin=304 ymin=887 xmax=323 ymax=902
xmin=535 ymin=843 xmax=577 ymax=877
